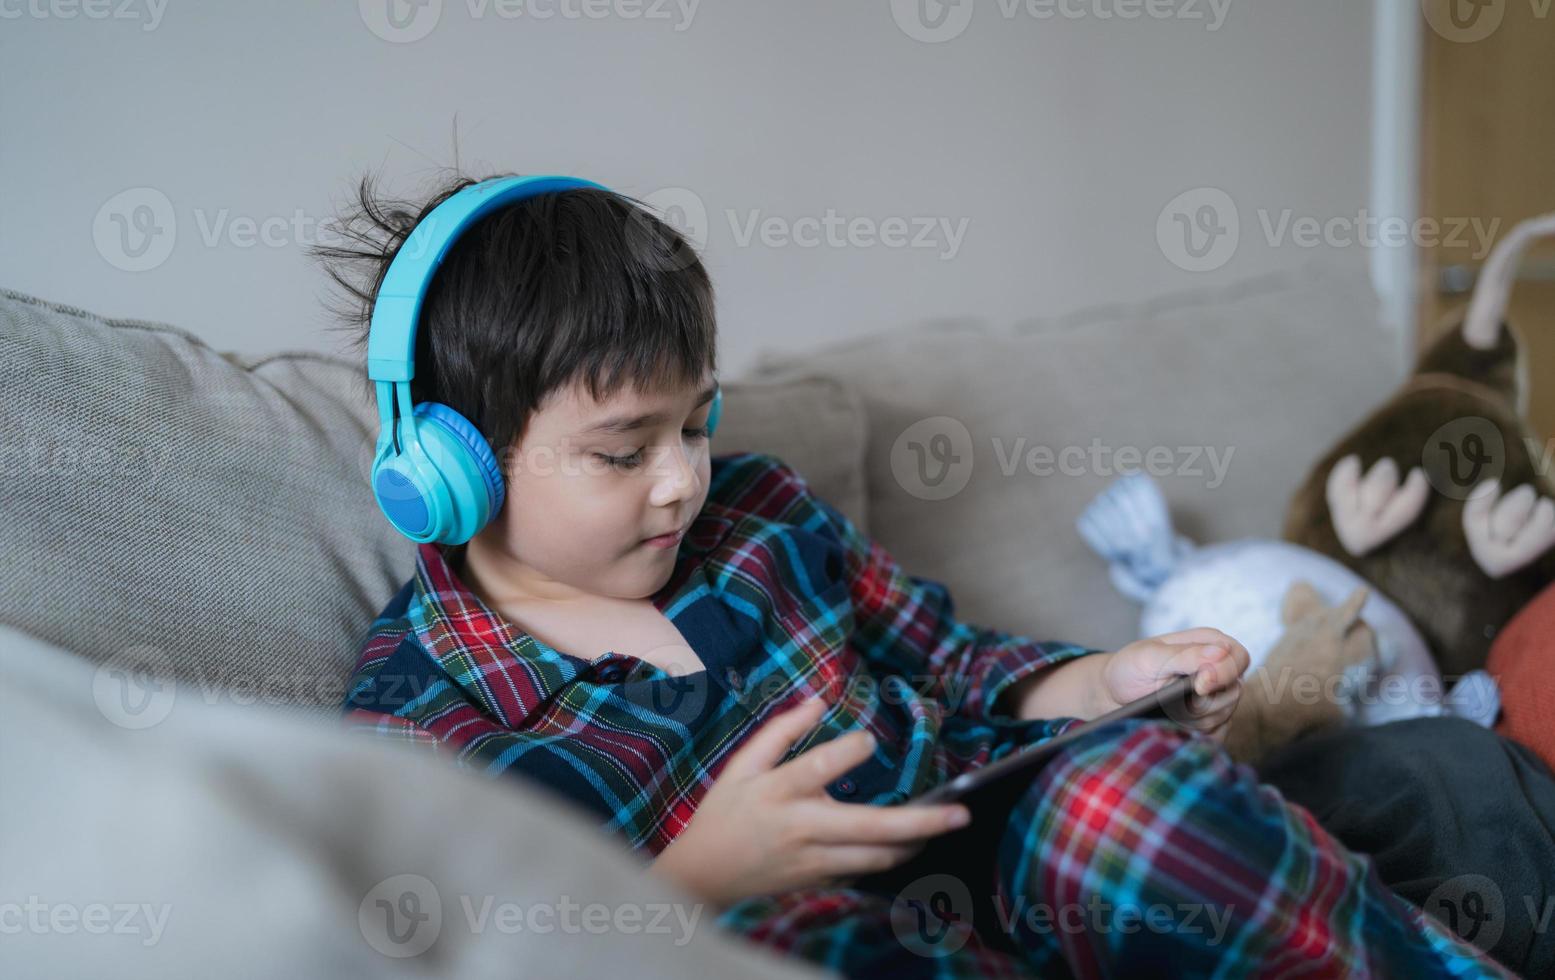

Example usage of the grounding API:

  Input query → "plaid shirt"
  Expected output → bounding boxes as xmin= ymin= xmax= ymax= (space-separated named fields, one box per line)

xmin=340 ymin=451 xmax=1516 ymax=977
xmin=342 ymin=451 xmax=1102 ymax=854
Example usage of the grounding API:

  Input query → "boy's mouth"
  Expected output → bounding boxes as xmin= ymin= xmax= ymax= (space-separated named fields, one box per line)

xmin=641 ymin=524 xmax=689 ymax=549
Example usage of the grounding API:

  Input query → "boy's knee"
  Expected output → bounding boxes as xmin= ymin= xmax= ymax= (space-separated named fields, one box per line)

xmin=1004 ymin=718 xmax=1241 ymax=873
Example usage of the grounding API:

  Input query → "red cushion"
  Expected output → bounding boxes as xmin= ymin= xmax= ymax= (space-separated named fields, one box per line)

xmin=1487 ymin=580 xmax=1555 ymax=773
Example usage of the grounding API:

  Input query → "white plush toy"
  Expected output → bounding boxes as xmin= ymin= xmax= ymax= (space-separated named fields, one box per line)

xmin=1078 ymin=473 xmax=1498 ymax=731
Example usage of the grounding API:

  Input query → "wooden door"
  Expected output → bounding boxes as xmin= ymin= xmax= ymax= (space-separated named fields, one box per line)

xmin=1419 ymin=0 xmax=1555 ymax=439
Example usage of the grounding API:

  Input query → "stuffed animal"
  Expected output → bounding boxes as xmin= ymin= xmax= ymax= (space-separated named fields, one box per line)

xmin=1220 ymin=582 xmax=1377 ymax=765
xmin=1078 ymin=473 xmax=1498 ymax=758
xmin=1284 ymin=212 xmax=1555 ymax=677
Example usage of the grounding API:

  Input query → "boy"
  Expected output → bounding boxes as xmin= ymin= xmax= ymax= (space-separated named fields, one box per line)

xmin=329 ymin=174 xmax=1510 ymax=977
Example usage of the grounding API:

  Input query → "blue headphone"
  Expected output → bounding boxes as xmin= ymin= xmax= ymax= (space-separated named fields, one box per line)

xmin=366 ymin=174 xmax=723 ymax=545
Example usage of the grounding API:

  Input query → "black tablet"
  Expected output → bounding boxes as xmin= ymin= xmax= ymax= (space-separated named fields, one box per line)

xmin=916 ymin=674 xmax=1196 ymax=805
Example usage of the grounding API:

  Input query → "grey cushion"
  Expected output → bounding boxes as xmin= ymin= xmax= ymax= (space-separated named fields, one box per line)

xmin=709 ymin=376 xmax=869 ymax=530
xmin=0 ymin=287 xmax=868 ymax=712
xmin=748 ymin=263 xmax=1401 ymax=653
xmin=0 ymin=623 xmax=826 ymax=979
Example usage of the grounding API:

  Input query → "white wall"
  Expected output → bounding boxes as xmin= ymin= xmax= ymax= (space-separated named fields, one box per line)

xmin=0 ymin=0 xmax=1374 ymax=378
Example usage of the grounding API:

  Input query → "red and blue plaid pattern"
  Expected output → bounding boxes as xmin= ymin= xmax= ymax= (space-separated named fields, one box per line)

xmin=341 ymin=452 xmax=1512 ymax=977
xmin=343 ymin=452 xmax=1100 ymax=851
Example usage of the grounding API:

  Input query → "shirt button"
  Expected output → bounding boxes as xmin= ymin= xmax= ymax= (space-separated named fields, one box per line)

xmin=834 ymin=777 xmax=856 ymax=796
xmin=725 ymin=668 xmax=744 ymax=691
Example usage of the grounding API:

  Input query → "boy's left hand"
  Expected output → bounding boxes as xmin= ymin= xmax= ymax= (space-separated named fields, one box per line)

xmin=1101 ymin=628 xmax=1250 ymax=741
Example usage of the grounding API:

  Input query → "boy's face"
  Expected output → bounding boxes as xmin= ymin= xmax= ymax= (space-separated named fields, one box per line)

xmin=470 ymin=371 xmax=718 ymax=603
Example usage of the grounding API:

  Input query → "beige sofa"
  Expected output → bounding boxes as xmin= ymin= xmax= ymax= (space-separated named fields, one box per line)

xmin=0 ymin=262 xmax=1398 ymax=976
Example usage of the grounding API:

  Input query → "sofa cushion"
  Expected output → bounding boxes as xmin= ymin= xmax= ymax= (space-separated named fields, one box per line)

xmin=0 ymin=623 xmax=825 ymax=979
xmin=0 ymin=288 xmax=868 ymax=712
xmin=748 ymin=263 xmax=1401 ymax=653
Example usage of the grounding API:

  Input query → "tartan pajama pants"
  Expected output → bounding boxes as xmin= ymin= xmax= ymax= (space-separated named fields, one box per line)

xmin=715 ymin=717 xmax=1514 ymax=979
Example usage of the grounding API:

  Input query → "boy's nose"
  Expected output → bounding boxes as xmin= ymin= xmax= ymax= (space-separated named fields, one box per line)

xmin=648 ymin=444 xmax=700 ymax=506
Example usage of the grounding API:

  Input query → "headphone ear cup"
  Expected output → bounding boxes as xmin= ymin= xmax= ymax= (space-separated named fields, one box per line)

xmin=706 ymin=387 xmax=723 ymax=438
xmin=413 ymin=403 xmax=506 ymax=545
xmin=371 ymin=452 xmax=439 ymax=542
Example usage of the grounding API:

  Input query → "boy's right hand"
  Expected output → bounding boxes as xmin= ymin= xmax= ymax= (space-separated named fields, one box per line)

xmin=649 ymin=696 xmax=972 ymax=910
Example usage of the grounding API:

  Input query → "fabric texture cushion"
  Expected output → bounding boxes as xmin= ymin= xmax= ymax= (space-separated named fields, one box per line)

xmin=0 ymin=287 xmax=868 ymax=712
xmin=0 ymin=623 xmax=824 ymax=979
xmin=748 ymin=262 xmax=1400 ymax=652
xmin=1486 ymin=580 xmax=1555 ymax=773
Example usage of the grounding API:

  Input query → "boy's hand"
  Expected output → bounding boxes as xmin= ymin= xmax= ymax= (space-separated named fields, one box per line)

xmin=649 ymin=697 xmax=971 ymax=910
xmin=1100 ymin=628 xmax=1250 ymax=740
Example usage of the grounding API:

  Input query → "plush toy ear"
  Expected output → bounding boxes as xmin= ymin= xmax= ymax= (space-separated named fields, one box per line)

xmin=1334 ymin=585 xmax=1371 ymax=634
xmin=1281 ymin=580 xmax=1325 ymax=626
xmin=1325 ymin=455 xmax=1430 ymax=557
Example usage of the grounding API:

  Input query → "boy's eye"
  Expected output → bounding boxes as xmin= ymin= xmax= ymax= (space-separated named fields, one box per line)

xmin=594 ymin=428 xmax=708 ymax=471
xmin=597 ymin=449 xmax=645 ymax=470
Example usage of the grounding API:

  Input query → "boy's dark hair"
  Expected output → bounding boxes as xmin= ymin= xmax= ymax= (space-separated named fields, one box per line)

xmin=310 ymin=170 xmax=718 ymax=459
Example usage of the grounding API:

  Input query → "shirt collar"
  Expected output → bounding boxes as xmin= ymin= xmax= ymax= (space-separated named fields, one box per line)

xmin=407 ymin=506 xmax=738 ymax=674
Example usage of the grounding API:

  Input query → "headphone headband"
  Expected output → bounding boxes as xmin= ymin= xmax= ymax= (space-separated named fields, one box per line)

xmin=366 ymin=175 xmax=608 ymax=383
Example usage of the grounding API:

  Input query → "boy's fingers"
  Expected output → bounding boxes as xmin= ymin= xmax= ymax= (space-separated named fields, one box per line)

xmin=770 ymin=728 xmax=878 ymax=796
xmin=815 ymin=842 xmax=925 ymax=879
xmin=1153 ymin=627 xmax=1235 ymax=648
xmin=723 ymin=697 xmax=830 ymax=778
xmin=1187 ymin=679 xmax=1241 ymax=722
xmin=1162 ymin=645 xmax=1242 ymax=696
xmin=1152 ymin=629 xmax=1251 ymax=676
xmin=797 ymin=799 xmax=971 ymax=845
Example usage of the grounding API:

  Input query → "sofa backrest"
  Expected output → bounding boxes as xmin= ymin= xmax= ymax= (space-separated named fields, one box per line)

xmin=0 ymin=288 xmax=867 ymax=713
xmin=748 ymin=262 xmax=1401 ymax=653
